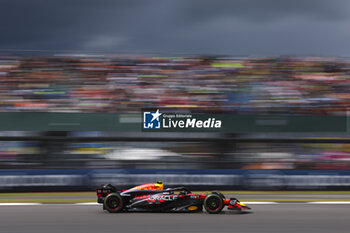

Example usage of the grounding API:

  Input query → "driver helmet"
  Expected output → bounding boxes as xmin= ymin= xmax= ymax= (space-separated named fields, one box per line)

xmin=155 ymin=180 xmax=163 ymax=190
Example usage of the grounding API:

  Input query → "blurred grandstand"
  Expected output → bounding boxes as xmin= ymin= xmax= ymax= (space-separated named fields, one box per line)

xmin=0 ymin=54 xmax=348 ymax=115
xmin=0 ymin=54 xmax=348 ymax=191
xmin=0 ymin=54 xmax=348 ymax=171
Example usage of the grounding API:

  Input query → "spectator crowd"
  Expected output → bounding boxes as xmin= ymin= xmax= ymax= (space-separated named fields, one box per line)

xmin=0 ymin=54 xmax=348 ymax=115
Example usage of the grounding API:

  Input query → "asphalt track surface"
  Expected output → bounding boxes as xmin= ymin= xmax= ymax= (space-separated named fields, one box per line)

xmin=2 ymin=192 xmax=350 ymax=202
xmin=1 ymin=204 xmax=350 ymax=233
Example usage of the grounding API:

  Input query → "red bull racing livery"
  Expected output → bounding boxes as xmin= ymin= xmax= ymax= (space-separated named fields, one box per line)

xmin=96 ymin=181 xmax=251 ymax=214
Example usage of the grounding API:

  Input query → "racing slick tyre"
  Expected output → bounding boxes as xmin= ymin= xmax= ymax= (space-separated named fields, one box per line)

xmin=104 ymin=193 xmax=124 ymax=213
xmin=211 ymin=191 xmax=225 ymax=200
xmin=204 ymin=194 xmax=224 ymax=214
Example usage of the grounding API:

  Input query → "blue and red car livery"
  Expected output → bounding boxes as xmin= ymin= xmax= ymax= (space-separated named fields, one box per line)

xmin=96 ymin=181 xmax=250 ymax=214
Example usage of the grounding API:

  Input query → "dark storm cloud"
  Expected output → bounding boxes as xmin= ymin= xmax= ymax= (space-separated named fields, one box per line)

xmin=0 ymin=0 xmax=350 ymax=55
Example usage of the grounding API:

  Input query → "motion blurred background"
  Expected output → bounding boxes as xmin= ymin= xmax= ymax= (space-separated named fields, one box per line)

xmin=0 ymin=54 xmax=348 ymax=192
xmin=0 ymin=0 xmax=349 ymax=192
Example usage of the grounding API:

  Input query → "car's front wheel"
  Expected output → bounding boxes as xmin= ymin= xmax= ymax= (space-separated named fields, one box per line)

xmin=104 ymin=193 xmax=124 ymax=213
xmin=204 ymin=194 xmax=224 ymax=214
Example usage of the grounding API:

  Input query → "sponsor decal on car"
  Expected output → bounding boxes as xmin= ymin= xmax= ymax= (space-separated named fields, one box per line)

xmin=148 ymin=195 xmax=178 ymax=202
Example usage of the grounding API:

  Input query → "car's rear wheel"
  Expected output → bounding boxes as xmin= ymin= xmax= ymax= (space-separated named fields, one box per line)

xmin=104 ymin=193 xmax=124 ymax=213
xmin=204 ymin=194 xmax=224 ymax=214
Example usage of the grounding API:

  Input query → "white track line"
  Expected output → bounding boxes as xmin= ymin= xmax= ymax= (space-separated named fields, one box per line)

xmin=244 ymin=202 xmax=277 ymax=204
xmin=0 ymin=203 xmax=41 ymax=206
xmin=1 ymin=201 xmax=350 ymax=206
xmin=74 ymin=202 xmax=100 ymax=205
xmin=309 ymin=201 xmax=350 ymax=204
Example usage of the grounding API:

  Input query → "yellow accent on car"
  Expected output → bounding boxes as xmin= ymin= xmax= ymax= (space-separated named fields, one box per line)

xmin=188 ymin=206 xmax=198 ymax=211
xmin=155 ymin=182 xmax=164 ymax=190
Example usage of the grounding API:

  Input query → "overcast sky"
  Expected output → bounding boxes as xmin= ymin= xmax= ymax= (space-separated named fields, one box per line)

xmin=1 ymin=0 xmax=350 ymax=55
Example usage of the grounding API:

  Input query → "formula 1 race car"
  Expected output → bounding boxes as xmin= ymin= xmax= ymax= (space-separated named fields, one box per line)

xmin=96 ymin=181 xmax=251 ymax=214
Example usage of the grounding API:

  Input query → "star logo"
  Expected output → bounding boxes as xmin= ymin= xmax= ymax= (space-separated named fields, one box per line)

xmin=150 ymin=109 xmax=162 ymax=122
xmin=143 ymin=109 xmax=162 ymax=129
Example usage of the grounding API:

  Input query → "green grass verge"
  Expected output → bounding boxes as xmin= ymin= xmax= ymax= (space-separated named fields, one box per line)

xmin=1 ymin=198 xmax=350 ymax=203
xmin=0 ymin=192 xmax=95 ymax=197
xmin=203 ymin=191 xmax=350 ymax=195
xmin=2 ymin=190 xmax=350 ymax=198
xmin=240 ymin=199 xmax=350 ymax=202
